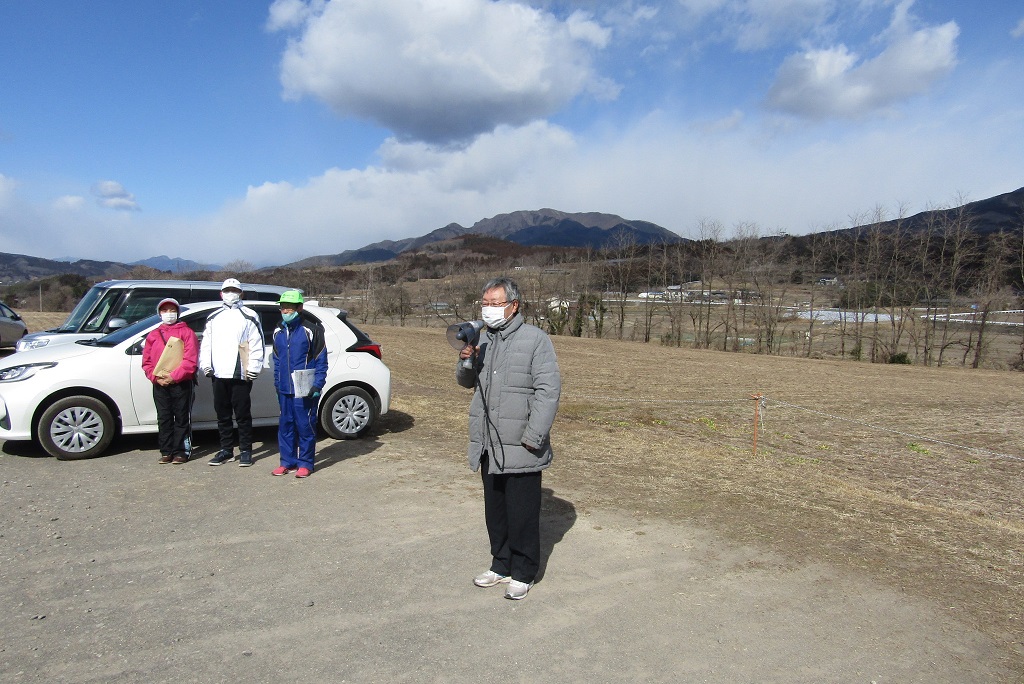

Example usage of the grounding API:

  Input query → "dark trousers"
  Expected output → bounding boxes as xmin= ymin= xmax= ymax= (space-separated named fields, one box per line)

xmin=481 ymin=456 xmax=542 ymax=583
xmin=212 ymin=378 xmax=254 ymax=452
xmin=153 ymin=381 xmax=194 ymax=457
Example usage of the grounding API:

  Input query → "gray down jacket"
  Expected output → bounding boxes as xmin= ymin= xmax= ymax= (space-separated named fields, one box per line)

xmin=456 ymin=313 xmax=561 ymax=474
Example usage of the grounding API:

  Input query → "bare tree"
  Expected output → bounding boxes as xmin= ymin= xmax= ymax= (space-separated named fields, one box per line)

xmin=746 ymin=228 xmax=793 ymax=354
xmin=692 ymin=219 xmax=724 ymax=349
xmin=935 ymin=198 xmax=979 ymax=366
xmin=602 ymin=232 xmax=642 ymax=340
xmin=222 ymin=259 xmax=255 ymax=274
xmin=970 ymin=230 xmax=1014 ymax=368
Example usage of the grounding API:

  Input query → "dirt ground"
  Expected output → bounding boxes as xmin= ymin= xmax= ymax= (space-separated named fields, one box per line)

xmin=2 ymin=320 xmax=1023 ymax=682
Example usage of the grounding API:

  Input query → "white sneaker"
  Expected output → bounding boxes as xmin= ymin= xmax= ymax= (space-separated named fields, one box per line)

xmin=504 ymin=579 xmax=533 ymax=600
xmin=473 ymin=570 xmax=510 ymax=588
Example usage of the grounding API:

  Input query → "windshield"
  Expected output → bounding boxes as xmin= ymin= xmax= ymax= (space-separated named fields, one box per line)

xmin=57 ymin=286 xmax=112 ymax=332
xmin=85 ymin=314 xmax=161 ymax=347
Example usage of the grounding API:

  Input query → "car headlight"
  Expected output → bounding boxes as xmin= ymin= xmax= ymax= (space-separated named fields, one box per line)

xmin=0 ymin=362 xmax=57 ymax=382
xmin=16 ymin=338 xmax=50 ymax=351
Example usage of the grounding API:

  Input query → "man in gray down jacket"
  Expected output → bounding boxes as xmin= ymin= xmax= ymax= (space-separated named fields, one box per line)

xmin=456 ymin=277 xmax=561 ymax=600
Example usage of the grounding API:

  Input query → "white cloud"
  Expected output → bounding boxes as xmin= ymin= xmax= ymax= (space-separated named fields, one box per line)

xmin=1012 ymin=17 xmax=1024 ymax=39
xmin=765 ymin=5 xmax=958 ymax=118
xmin=567 ymin=10 xmax=612 ymax=47
xmin=266 ymin=0 xmax=326 ymax=31
xmin=694 ymin=108 xmax=744 ymax=134
xmin=729 ymin=0 xmax=837 ymax=52
xmin=0 ymin=173 xmax=17 ymax=208
xmin=92 ymin=180 xmax=140 ymax=211
xmin=661 ymin=0 xmax=841 ymax=51
xmin=270 ymin=0 xmax=613 ymax=142
xmin=3 ymin=85 xmax=1022 ymax=267
xmin=0 ymin=178 xmax=138 ymax=259
xmin=53 ymin=195 xmax=85 ymax=211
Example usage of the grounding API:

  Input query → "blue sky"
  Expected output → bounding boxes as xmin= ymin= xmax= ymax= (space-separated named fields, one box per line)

xmin=1 ymin=0 xmax=1022 ymax=266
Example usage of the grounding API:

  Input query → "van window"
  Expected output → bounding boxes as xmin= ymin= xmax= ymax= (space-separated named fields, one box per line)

xmin=116 ymin=289 xmax=174 ymax=327
xmin=182 ymin=286 xmax=224 ymax=304
xmin=81 ymin=289 xmax=124 ymax=333
xmin=58 ymin=286 xmax=114 ymax=332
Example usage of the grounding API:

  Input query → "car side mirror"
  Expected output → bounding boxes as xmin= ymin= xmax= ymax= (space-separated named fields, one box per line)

xmin=10 ymin=313 xmax=21 ymax=321
xmin=107 ymin=318 xmax=128 ymax=330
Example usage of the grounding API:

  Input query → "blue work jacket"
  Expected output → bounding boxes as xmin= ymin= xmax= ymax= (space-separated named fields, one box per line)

xmin=272 ymin=315 xmax=328 ymax=396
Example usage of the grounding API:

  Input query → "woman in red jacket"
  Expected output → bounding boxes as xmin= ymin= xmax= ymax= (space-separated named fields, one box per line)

xmin=142 ymin=298 xmax=199 ymax=464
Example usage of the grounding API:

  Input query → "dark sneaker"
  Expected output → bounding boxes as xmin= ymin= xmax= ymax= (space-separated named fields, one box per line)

xmin=172 ymin=455 xmax=187 ymax=464
xmin=238 ymin=452 xmax=253 ymax=467
xmin=504 ymin=580 xmax=533 ymax=600
xmin=208 ymin=450 xmax=235 ymax=466
xmin=158 ymin=454 xmax=173 ymax=464
xmin=473 ymin=571 xmax=510 ymax=588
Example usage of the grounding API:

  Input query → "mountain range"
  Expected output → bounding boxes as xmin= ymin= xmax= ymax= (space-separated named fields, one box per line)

xmin=1 ymin=190 xmax=1022 ymax=284
xmin=287 ymin=208 xmax=683 ymax=268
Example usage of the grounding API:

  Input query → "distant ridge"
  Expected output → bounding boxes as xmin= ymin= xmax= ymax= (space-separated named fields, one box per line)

xmin=833 ymin=186 xmax=1024 ymax=236
xmin=288 ymin=208 xmax=684 ymax=267
xmin=130 ymin=255 xmax=221 ymax=273
xmin=0 ymin=252 xmax=130 ymax=284
xmin=3 ymin=190 xmax=1021 ymax=281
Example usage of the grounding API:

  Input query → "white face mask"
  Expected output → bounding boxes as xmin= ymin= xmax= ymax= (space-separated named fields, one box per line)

xmin=160 ymin=311 xmax=178 ymax=325
xmin=481 ymin=305 xmax=510 ymax=329
xmin=221 ymin=291 xmax=240 ymax=306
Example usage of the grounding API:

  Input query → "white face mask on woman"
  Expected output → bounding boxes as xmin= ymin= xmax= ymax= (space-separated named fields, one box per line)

xmin=481 ymin=305 xmax=511 ymax=329
xmin=221 ymin=291 xmax=241 ymax=306
xmin=160 ymin=311 xmax=178 ymax=325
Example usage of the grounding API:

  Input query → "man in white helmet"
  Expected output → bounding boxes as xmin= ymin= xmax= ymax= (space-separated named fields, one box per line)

xmin=199 ymin=277 xmax=265 ymax=467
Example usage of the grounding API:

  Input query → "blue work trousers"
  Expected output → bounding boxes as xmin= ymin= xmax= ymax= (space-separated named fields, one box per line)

xmin=278 ymin=393 xmax=318 ymax=471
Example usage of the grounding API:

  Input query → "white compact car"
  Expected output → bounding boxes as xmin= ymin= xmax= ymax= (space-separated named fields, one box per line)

xmin=0 ymin=301 xmax=391 ymax=460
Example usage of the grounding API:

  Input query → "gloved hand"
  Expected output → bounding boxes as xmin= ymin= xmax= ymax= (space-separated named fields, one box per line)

xmin=245 ymin=371 xmax=259 ymax=382
xmin=311 ymin=385 xmax=322 ymax=399
xmin=203 ymin=368 xmax=214 ymax=378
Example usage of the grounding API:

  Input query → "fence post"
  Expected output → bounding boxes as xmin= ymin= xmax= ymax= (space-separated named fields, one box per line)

xmin=751 ymin=393 xmax=764 ymax=457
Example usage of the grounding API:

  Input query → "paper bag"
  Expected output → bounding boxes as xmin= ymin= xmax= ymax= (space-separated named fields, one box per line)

xmin=154 ymin=337 xmax=183 ymax=378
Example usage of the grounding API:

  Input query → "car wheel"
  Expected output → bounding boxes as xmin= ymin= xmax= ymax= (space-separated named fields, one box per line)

xmin=37 ymin=396 xmax=116 ymax=460
xmin=320 ymin=386 xmax=376 ymax=439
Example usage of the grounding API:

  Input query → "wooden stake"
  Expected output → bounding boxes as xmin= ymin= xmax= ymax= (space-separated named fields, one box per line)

xmin=751 ymin=393 xmax=764 ymax=457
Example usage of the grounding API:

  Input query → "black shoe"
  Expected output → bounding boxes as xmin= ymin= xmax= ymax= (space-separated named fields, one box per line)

xmin=238 ymin=451 xmax=253 ymax=467
xmin=208 ymin=450 xmax=235 ymax=466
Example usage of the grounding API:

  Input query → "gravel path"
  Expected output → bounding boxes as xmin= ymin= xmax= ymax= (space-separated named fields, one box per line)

xmin=1 ymin=426 xmax=1014 ymax=684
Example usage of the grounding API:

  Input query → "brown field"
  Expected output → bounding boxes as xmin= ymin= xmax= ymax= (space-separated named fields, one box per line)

xmin=362 ymin=321 xmax=1024 ymax=671
xmin=16 ymin=310 xmax=1024 ymax=670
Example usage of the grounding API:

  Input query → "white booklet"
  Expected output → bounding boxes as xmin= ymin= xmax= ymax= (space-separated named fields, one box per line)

xmin=290 ymin=368 xmax=316 ymax=397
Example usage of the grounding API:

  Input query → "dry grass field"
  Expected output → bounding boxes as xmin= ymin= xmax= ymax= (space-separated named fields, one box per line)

xmin=15 ymin=310 xmax=1024 ymax=669
xmin=363 ymin=321 xmax=1024 ymax=670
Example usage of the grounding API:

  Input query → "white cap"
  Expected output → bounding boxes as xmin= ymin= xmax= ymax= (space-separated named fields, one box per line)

xmin=156 ymin=297 xmax=180 ymax=313
xmin=221 ymin=278 xmax=242 ymax=291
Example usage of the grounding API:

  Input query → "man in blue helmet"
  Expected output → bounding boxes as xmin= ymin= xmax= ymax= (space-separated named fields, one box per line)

xmin=271 ymin=290 xmax=328 ymax=479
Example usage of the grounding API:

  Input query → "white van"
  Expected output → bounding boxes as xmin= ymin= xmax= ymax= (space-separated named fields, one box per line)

xmin=15 ymin=280 xmax=290 ymax=352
